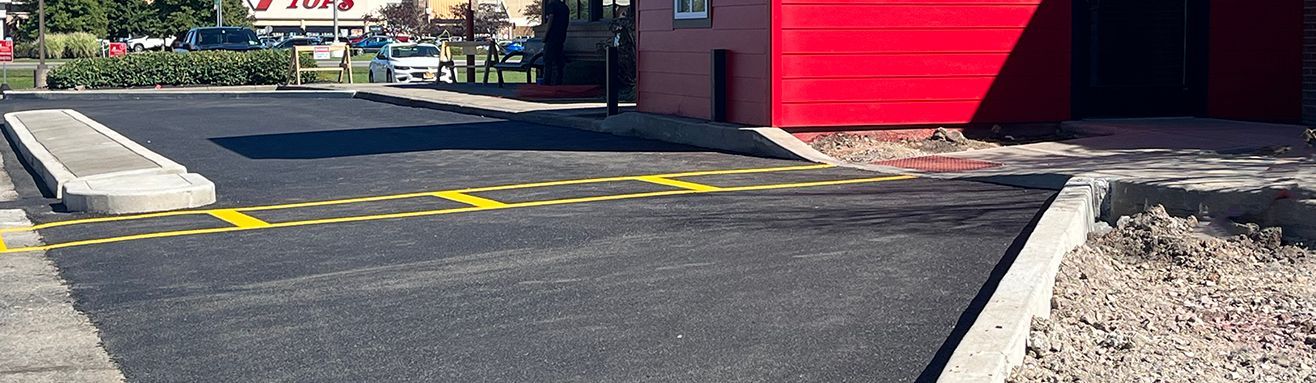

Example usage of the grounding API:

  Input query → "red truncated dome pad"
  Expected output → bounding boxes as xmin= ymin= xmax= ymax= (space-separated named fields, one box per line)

xmin=873 ymin=155 xmax=1003 ymax=173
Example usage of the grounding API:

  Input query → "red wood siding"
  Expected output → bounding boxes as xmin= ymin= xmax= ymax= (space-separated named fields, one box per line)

xmin=1207 ymin=0 xmax=1303 ymax=122
xmin=772 ymin=0 xmax=1072 ymax=127
xmin=636 ymin=0 xmax=773 ymax=125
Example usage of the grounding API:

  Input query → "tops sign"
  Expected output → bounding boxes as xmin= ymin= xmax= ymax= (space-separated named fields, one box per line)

xmin=246 ymin=0 xmax=376 ymax=20
xmin=249 ymin=0 xmax=354 ymax=11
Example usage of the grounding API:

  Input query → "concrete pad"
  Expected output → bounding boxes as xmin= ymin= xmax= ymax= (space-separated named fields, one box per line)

xmin=62 ymin=173 xmax=216 ymax=214
xmin=3 ymin=109 xmax=214 ymax=213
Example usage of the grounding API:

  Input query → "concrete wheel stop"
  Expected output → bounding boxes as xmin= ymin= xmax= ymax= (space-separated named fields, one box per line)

xmin=4 ymin=109 xmax=215 ymax=214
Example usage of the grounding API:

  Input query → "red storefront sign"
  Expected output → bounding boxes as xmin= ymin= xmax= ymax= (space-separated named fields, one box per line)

xmin=107 ymin=42 xmax=128 ymax=58
xmin=0 ymin=41 xmax=13 ymax=63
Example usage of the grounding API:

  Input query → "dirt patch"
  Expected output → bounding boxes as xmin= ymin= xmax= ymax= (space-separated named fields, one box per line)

xmin=1010 ymin=206 xmax=1315 ymax=383
xmin=809 ymin=126 xmax=1072 ymax=163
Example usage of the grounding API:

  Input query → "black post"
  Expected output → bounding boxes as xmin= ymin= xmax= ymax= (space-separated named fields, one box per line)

xmin=710 ymin=49 xmax=728 ymax=123
xmin=464 ymin=0 xmax=475 ymax=82
xmin=606 ymin=46 xmax=619 ymax=116
xmin=589 ymin=0 xmax=603 ymax=21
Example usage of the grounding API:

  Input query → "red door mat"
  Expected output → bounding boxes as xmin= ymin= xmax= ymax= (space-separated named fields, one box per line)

xmin=873 ymin=155 xmax=1003 ymax=173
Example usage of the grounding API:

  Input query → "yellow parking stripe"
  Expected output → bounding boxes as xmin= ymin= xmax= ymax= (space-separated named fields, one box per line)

xmin=432 ymin=191 xmax=508 ymax=208
xmin=0 ymin=174 xmax=915 ymax=254
xmin=634 ymin=176 xmax=721 ymax=192
xmin=0 ymin=163 xmax=835 ymax=234
xmin=209 ymin=209 xmax=271 ymax=228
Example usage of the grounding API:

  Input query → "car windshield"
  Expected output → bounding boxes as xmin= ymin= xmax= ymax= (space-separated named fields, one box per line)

xmin=390 ymin=46 xmax=439 ymax=58
xmin=198 ymin=29 xmax=261 ymax=46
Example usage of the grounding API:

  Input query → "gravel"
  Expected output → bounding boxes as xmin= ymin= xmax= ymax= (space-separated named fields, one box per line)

xmin=1010 ymin=205 xmax=1315 ymax=383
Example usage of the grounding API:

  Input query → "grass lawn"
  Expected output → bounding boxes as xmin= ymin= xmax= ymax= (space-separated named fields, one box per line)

xmin=319 ymin=67 xmax=531 ymax=84
xmin=0 ymin=71 xmax=35 ymax=90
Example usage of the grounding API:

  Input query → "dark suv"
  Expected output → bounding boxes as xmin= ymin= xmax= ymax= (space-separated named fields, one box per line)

xmin=172 ymin=27 xmax=264 ymax=52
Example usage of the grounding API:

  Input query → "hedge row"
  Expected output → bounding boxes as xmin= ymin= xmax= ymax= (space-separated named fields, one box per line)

xmin=46 ymin=50 xmax=318 ymax=89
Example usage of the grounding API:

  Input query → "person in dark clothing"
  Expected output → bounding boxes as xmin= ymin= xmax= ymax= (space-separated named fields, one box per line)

xmin=541 ymin=0 xmax=570 ymax=85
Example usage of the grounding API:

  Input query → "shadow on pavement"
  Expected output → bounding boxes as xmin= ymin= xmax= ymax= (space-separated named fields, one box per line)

xmin=210 ymin=120 xmax=701 ymax=159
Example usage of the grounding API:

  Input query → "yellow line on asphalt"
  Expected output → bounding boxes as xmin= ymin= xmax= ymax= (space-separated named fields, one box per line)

xmin=634 ymin=176 xmax=721 ymax=192
xmin=0 ymin=163 xmax=835 ymax=234
xmin=0 ymin=174 xmax=914 ymax=254
xmin=209 ymin=209 xmax=271 ymax=228
xmin=432 ymin=191 xmax=508 ymax=208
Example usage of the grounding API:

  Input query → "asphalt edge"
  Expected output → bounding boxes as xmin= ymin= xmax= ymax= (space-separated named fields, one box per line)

xmin=0 ymin=208 xmax=126 ymax=382
xmin=937 ymin=177 xmax=1108 ymax=383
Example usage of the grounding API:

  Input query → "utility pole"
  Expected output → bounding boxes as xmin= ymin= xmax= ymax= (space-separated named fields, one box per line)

xmin=34 ymin=0 xmax=46 ymax=88
xmin=332 ymin=0 xmax=339 ymax=42
xmin=216 ymin=0 xmax=224 ymax=26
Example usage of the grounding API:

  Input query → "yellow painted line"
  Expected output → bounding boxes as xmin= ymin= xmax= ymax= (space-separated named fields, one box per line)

xmin=209 ymin=209 xmax=271 ymax=228
xmin=432 ymin=191 xmax=508 ymax=208
xmin=0 ymin=163 xmax=835 ymax=234
xmin=0 ymin=234 xmax=7 ymax=252
xmin=634 ymin=176 xmax=721 ymax=192
xmin=0 ymin=174 xmax=912 ymax=254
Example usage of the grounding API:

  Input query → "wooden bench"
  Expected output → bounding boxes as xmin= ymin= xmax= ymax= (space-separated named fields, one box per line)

xmin=484 ymin=40 xmax=545 ymax=87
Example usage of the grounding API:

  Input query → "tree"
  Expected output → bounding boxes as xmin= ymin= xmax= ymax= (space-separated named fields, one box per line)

xmin=376 ymin=1 xmax=428 ymax=35
xmin=152 ymin=0 xmax=252 ymax=37
xmin=447 ymin=3 xmax=510 ymax=36
xmin=106 ymin=0 xmax=161 ymax=38
xmin=521 ymin=0 xmax=541 ymax=24
xmin=17 ymin=0 xmax=108 ymax=39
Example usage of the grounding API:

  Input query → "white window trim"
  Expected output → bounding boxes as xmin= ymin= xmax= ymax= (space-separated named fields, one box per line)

xmin=674 ymin=0 xmax=707 ymax=19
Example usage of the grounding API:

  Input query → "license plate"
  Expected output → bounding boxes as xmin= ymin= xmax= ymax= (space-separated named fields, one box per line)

xmin=422 ymin=72 xmax=435 ymax=80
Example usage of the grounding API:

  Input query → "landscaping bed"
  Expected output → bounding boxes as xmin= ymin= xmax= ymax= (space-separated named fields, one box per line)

xmin=1010 ymin=206 xmax=1314 ymax=382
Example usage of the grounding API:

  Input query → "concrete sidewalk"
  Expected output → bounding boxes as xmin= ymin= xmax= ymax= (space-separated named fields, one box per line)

xmin=869 ymin=118 xmax=1316 ymax=239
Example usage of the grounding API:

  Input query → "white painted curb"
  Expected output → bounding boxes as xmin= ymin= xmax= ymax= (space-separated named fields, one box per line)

xmin=938 ymin=177 xmax=1107 ymax=382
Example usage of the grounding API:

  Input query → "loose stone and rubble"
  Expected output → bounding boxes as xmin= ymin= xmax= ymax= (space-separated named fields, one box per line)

xmin=1011 ymin=206 xmax=1314 ymax=383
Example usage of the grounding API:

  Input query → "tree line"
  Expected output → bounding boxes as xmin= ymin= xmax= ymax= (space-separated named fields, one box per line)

xmin=15 ymin=0 xmax=253 ymax=41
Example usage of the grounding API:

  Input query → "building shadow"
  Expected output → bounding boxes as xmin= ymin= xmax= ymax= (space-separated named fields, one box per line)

xmin=210 ymin=120 xmax=702 ymax=160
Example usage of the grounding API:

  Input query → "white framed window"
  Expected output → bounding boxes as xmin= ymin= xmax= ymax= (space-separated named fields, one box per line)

xmin=674 ymin=0 xmax=707 ymax=19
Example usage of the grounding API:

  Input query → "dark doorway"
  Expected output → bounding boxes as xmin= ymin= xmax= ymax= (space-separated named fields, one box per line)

xmin=1073 ymin=0 xmax=1209 ymax=118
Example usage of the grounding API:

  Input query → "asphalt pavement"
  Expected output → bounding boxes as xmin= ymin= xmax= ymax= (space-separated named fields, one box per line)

xmin=0 ymin=98 xmax=1053 ymax=382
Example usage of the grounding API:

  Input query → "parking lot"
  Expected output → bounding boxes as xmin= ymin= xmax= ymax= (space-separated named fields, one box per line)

xmin=0 ymin=98 xmax=1052 ymax=382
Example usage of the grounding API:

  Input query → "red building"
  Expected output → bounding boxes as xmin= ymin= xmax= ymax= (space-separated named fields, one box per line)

xmin=635 ymin=0 xmax=1303 ymax=129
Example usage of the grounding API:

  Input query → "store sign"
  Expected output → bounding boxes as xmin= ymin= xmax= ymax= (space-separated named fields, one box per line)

xmin=312 ymin=45 xmax=331 ymax=60
xmin=247 ymin=0 xmax=372 ymax=17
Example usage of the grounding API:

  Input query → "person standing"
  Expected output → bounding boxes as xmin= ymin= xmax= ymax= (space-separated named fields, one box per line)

xmin=541 ymin=0 xmax=570 ymax=85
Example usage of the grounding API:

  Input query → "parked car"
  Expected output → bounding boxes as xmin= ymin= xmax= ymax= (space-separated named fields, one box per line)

xmin=172 ymin=27 xmax=265 ymax=52
xmin=125 ymin=35 xmax=177 ymax=52
xmin=352 ymin=36 xmax=395 ymax=50
xmin=368 ymin=43 xmax=450 ymax=83
xmin=258 ymin=35 xmax=280 ymax=48
xmin=271 ymin=36 xmax=322 ymax=49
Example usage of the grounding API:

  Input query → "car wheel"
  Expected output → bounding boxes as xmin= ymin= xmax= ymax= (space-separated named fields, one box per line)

xmin=132 ymin=44 xmax=145 ymax=52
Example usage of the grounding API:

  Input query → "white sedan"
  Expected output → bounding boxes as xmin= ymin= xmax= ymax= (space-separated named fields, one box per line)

xmin=368 ymin=43 xmax=454 ymax=83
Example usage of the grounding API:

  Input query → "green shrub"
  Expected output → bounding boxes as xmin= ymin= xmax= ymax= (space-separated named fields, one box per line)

xmin=46 ymin=50 xmax=318 ymax=89
xmin=62 ymin=32 xmax=101 ymax=59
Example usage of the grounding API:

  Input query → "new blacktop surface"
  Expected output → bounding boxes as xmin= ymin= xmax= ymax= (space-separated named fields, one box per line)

xmin=0 ymin=98 xmax=1052 ymax=382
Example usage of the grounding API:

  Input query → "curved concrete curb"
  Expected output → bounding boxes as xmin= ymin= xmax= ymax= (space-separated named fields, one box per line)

xmin=4 ymin=90 xmax=356 ymax=100
xmin=3 ymin=109 xmax=215 ymax=214
xmin=937 ymin=177 xmax=1107 ymax=382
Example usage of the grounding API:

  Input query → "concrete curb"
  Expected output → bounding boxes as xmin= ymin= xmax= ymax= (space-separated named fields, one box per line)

xmin=3 ymin=109 xmax=215 ymax=214
xmin=349 ymin=91 xmax=605 ymax=133
xmin=938 ymin=177 xmax=1108 ymax=382
xmin=598 ymin=112 xmax=810 ymax=160
xmin=4 ymin=90 xmax=356 ymax=100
